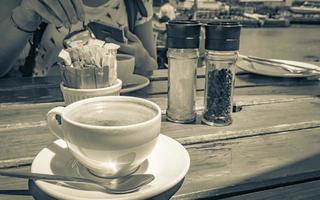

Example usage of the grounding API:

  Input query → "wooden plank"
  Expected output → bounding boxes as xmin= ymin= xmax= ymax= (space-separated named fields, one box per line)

xmin=173 ymin=127 xmax=320 ymax=199
xmin=222 ymin=180 xmax=320 ymax=200
xmin=1 ymin=94 xmax=317 ymax=127
xmin=174 ymin=171 xmax=320 ymax=200
xmin=160 ymin=97 xmax=320 ymax=141
xmin=1 ymin=97 xmax=320 ymax=167
xmin=1 ymin=71 xmax=319 ymax=103
xmin=3 ymin=170 xmax=320 ymax=200
xmin=0 ymin=166 xmax=32 ymax=200
xmin=0 ymin=77 xmax=60 ymax=91
xmin=1 ymin=81 xmax=319 ymax=104
xmin=0 ymin=67 xmax=316 ymax=89
xmin=134 ymin=74 xmax=320 ymax=96
xmin=0 ymin=125 xmax=56 ymax=162
xmin=0 ymin=195 xmax=32 ymax=200
xmin=1 ymin=95 xmax=317 ymax=143
xmin=0 ymin=87 xmax=63 ymax=103
xmin=0 ymin=92 xmax=316 ymax=129
xmin=0 ymin=102 xmax=63 ymax=127
xmin=1 ymin=128 xmax=320 ymax=200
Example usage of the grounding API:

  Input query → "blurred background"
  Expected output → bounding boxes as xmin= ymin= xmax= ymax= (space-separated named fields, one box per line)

xmin=152 ymin=0 xmax=320 ymax=69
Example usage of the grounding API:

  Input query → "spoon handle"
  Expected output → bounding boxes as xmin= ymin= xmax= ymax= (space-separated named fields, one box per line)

xmin=0 ymin=170 xmax=155 ymax=194
xmin=0 ymin=170 xmax=98 ymax=185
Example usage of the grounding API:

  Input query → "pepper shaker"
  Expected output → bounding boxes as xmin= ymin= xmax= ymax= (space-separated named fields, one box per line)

xmin=202 ymin=21 xmax=241 ymax=126
xmin=166 ymin=21 xmax=201 ymax=123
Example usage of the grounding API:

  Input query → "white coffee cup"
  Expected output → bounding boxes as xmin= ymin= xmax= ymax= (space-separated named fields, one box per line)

xmin=117 ymin=54 xmax=135 ymax=81
xmin=47 ymin=96 xmax=161 ymax=178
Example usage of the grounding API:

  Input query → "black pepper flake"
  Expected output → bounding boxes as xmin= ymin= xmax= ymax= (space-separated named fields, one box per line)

xmin=203 ymin=68 xmax=233 ymax=125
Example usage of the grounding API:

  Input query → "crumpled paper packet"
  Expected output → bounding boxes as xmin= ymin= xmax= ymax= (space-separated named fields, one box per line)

xmin=58 ymin=30 xmax=119 ymax=89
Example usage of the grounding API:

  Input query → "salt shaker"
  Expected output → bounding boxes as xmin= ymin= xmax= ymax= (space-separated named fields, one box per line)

xmin=202 ymin=21 xmax=241 ymax=126
xmin=166 ymin=21 xmax=201 ymax=123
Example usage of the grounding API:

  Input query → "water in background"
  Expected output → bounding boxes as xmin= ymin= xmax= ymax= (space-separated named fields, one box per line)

xmin=240 ymin=26 xmax=320 ymax=64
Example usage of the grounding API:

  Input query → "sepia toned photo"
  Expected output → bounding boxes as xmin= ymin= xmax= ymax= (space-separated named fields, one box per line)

xmin=0 ymin=0 xmax=319 ymax=199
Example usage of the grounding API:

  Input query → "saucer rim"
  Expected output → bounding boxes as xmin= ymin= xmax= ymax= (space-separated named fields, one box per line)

xmin=120 ymin=74 xmax=150 ymax=94
xmin=31 ymin=134 xmax=190 ymax=200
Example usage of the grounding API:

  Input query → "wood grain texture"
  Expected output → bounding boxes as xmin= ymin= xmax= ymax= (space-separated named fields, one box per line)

xmin=1 ymin=128 xmax=320 ymax=200
xmin=0 ymin=102 xmax=63 ymax=127
xmin=138 ymin=74 xmax=320 ymax=96
xmin=174 ymin=171 xmax=320 ymax=200
xmin=1 ymin=70 xmax=319 ymax=103
xmin=0 ymin=166 xmax=32 ymax=200
xmin=1 ymin=96 xmax=320 ymax=168
xmin=161 ymin=98 xmax=320 ymax=142
xmin=222 ymin=180 xmax=320 ymax=200
xmin=174 ymin=128 xmax=320 ymax=199
xmin=0 ymin=67 xmax=320 ymax=199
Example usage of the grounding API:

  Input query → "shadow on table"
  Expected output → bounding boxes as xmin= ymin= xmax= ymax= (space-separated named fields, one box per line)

xmin=174 ymin=153 xmax=320 ymax=200
xmin=0 ymin=189 xmax=30 ymax=196
xmin=2 ymin=154 xmax=319 ymax=199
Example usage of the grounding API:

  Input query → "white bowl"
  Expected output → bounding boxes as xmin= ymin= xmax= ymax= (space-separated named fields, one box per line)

xmin=60 ymin=79 xmax=122 ymax=105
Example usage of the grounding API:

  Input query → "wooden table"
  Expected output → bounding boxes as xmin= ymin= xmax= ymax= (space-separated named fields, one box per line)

xmin=1 ymin=67 xmax=320 ymax=200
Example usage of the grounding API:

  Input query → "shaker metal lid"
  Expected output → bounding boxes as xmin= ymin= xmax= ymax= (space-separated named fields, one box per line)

xmin=166 ymin=20 xmax=201 ymax=38
xmin=166 ymin=20 xmax=201 ymax=49
xmin=205 ymin=21 xmax=241 ymax=51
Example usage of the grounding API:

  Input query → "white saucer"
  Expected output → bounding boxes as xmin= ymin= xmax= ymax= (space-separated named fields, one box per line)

xmin=120 ymin=74 xmax=150 ymax=94
xmin=31 ymin=134 xmax=190 ymax=200
xmin=237 ymin=59 xmax=320 ymax=78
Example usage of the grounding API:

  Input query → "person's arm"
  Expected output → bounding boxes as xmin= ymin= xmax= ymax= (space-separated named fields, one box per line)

xmin=134 ymin=19 xmax=157 ymax=60
xmin=0 ymin=0 xmax=28 ymax=77
xmin=104 ymin=1 xmax=157 ymax=76
xmin=0 ymin=14 xmax=34 ymax=77
xmin=0 ymin=0 xmax=85 ymax=77
xmin=106 ymin=28 xmax=157 ymax=76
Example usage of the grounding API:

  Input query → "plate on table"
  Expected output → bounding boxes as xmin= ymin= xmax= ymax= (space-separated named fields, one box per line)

xmin=120 ymin=74 xmax=150 ymax=94
xmin=237 ymin=59 xmax=320 ymax=78
xmin=30 ymin=134 xmax=190 ymax=200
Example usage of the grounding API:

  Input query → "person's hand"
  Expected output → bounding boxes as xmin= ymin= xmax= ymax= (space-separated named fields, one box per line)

xmin=106 ymin=29 xmax=158 ymax=76
xmin=12 ymin=0 xmax=85 ymax=31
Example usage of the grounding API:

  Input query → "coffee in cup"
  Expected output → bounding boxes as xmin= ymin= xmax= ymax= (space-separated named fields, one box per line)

xmin=47 ymin=96 xmax=161 ymax=178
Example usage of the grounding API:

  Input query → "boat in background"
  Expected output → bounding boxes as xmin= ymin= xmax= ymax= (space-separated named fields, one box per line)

xmin=290 ymin=1 xmax=320 ymax=14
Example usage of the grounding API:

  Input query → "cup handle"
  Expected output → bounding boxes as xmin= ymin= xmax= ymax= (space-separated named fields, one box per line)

xmin=47 ymin=107 xmax=65 ymax=139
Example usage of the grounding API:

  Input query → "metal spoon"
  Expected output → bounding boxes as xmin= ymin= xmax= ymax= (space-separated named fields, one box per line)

xmin=0 ymin=170 xmax=154 ymax=194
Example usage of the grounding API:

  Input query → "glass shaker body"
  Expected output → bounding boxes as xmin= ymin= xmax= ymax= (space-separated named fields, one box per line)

xmin=202 ymin=21 xmax=241 ymax=126
xmin=202 ymin=51 xmax=237 ymax=126
xmin=166 ymin=48 xmax=199 ymax=123
xmin=166 ymin=20 xmax=201 ymax=123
